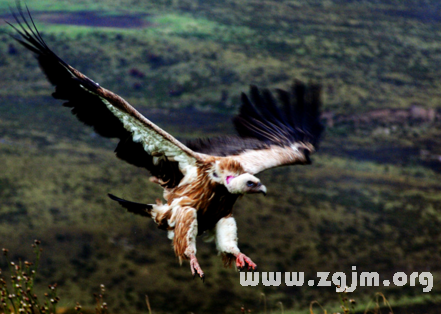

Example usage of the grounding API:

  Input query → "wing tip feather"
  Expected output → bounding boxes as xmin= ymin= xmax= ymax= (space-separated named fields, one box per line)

xmin=235 ymin=81 xmax=324 ymax=150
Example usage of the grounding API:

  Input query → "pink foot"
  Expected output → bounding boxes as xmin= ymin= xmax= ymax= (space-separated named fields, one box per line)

xmin=189 ymin=254 xmax=205 ymax=281
xmin=235 ymin=253 xmax=257 ymax=270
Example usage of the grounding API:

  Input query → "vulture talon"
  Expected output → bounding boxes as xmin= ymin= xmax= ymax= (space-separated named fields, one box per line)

xmin=235 ymin=253 xmax=257 ymax=271
xmin=189 ymin=254 xmax=205 ymax=279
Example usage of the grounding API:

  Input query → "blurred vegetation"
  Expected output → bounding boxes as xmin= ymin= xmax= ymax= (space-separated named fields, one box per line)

xmin=0 ymin=240 xmax=62 ymax=314
xmin=0 ymin=0 xmax=441 ymax=313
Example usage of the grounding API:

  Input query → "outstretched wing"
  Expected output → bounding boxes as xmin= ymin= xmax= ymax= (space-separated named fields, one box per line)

xmin=186 ymin=82 xmax=324 ymax=174
xmin=9 ymin=6 xmax=207 ymax=188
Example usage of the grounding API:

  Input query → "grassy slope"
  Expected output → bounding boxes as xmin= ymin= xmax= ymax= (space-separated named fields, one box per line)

xmin=2 ymin=0 xmax=441 ymax=113
xmin=1 ymin=0 xmax=441 ymax=313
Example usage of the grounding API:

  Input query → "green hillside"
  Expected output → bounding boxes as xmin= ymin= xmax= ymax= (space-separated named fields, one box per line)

xmin=0 ymin=0 xmax=441 ymax=313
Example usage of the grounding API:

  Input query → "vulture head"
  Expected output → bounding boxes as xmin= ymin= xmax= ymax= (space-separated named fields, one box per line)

xmin=209 ymin=159 xmax=267 ymax=195
xmin=225 ymin=173 xmax=267 ymax=195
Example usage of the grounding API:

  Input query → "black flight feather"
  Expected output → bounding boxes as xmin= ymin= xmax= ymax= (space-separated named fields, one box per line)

xmin=234 ymin=82 xmax=324 ymax=147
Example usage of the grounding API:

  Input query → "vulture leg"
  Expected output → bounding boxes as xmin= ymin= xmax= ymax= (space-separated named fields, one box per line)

xmin=215 ymin=216 xmax=257 ymax=270
xmin=172 ymin=206 xmax=204 ymax=279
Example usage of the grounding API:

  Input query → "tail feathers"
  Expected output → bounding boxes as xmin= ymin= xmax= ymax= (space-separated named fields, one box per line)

xmin=108 ymin=194 xmax=152 ymax=218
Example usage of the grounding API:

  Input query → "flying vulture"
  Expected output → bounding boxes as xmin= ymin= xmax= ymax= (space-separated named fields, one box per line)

xmin=9 ymin=7 xmax=324 ymax=280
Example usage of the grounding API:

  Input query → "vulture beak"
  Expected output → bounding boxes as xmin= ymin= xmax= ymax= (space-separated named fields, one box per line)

xmin=259 ymin=184 xmax=267 ymax=196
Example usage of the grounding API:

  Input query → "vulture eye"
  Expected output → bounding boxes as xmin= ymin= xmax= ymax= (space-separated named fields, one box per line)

xmin=246 ymin=181 xmax=256 ymax=187
xmin=213 ymin=172 xmax=219 ymax=178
